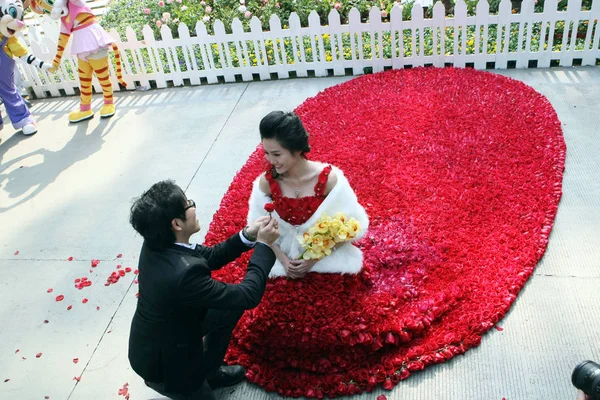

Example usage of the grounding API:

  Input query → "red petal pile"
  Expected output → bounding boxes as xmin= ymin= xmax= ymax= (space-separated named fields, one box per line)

xmin=203 ymin=68 xmax=565 ymax=397
xmin=74 ymin=277 xmax=92 ymax=290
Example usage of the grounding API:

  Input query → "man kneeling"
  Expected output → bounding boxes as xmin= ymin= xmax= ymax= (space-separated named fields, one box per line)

xmin=128 ymin=180 xmax=279 ymax=400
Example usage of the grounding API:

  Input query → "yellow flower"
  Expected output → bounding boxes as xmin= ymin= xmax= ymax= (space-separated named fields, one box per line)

xmin=311 ymin=235 xmax=324 ymax=247
xmin=335 ymin=227 xmax=350 ymax=241
xmin=345 ymin=218 xmax=360 ymax=237
xmin=333 ymin=212 xmax=347 ymax=223
xmin=315 ymin=219 xmax=330 ymax=233
xmin=302 ymin=248 xmax=323 ymax=260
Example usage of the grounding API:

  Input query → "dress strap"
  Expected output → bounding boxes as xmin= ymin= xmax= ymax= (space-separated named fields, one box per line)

xmin=314 ymin=165 xmax=332 ymax=197
xmin=265 ymin=169 xmax=282 ymax=198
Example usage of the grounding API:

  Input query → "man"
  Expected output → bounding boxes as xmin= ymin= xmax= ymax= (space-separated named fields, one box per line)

xmin=128 ymin=180 xmax=279 ymax=400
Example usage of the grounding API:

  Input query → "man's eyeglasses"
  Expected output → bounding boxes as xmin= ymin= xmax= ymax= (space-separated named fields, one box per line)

xmin=184 ymin=199 xmax=196 ymax=211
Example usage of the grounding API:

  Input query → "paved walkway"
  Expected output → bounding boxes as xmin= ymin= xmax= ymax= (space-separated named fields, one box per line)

xmin=0 ymin=67 xmax=599 ymax=400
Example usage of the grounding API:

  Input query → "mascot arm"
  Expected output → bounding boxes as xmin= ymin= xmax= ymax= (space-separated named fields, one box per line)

xmin=49 ymin=32 xmax=71 ymax=70
xmin=7 ymin=38 xmax=52 ymax=70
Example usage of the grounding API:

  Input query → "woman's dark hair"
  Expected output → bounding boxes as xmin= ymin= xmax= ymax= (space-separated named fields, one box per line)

xmin=129 ymin=180 xmax=187 ymax=251
xmin=260 ymin=111 xmax=310 ymax=155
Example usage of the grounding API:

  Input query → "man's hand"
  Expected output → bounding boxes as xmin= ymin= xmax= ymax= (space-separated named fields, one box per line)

xmin=256 ymin=217 xmax=279 ymax=245
xmin=287 ymin=258 xmax=318 ymax=279
xmin=247 ymin=216 xmax=270 ymax=240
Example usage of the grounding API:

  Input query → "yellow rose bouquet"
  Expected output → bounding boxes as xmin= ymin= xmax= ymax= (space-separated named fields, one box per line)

xmin=297 ymin=212 xmax=361 ymax=260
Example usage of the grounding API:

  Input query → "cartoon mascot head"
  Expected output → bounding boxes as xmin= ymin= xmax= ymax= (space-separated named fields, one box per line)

xmin=28 ymin=0 xmax=68 ymax=20
xmin=0 ymin=0 xmax=26 ymax=37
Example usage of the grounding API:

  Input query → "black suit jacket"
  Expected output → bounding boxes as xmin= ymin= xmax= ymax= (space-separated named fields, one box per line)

xmin=128 ymin=233 xmax=275 ymax=394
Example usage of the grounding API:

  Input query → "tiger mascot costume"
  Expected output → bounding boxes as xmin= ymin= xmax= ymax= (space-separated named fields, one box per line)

xmin=30 ymin=0 xmax=127 ymax=122
xmin=0 ymin=0 xmax=51 ymax=135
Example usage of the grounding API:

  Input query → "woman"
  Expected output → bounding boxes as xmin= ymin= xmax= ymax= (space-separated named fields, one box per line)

xmin=247 ymin=111 xmax=369 ymax=278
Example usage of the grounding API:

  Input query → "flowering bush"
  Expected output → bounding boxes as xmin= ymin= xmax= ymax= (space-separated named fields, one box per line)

xmin=201 ymin=67 xmax=566 ymax=397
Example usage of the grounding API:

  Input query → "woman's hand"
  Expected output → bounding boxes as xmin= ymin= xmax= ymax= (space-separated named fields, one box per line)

xmin=287 ymin=258 xmax=318 ymax=279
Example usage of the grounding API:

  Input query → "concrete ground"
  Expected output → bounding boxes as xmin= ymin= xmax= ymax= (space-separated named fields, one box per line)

xmin=0 ymin=67 xmax=598 ymax=400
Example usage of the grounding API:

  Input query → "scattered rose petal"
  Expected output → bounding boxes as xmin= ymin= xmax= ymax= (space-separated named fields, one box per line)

xmin=73 ymin=358 xmax=79 ymax=364
xmin=377 ymin=396 xmax=388 ymax=400
xmin=125 ymin=267 xmax=132 ymax=273
xmin=118 ymin=382 xmax=129 ymax=397
xmin=47 ymin=288 xmax=53 ymax=293
xmin=67 ymin=305 xmax=72 ymax=310
xmin=82 ymin=298 xmax=88 ymax=304
xmin=44 ymin=320 xmax=49 ymax=324
xmin=21 ymin=357 xmax=26 ymax=360
xmin=4 ymin=378 xmax=9 ymax=382
xmin=36 ymin=353 xmax=42 ymax=358
xmin=135 ymin=292 xmax=139 ymax=298
xmin=73 ymin=376 xmax=81 ymax=382
xmin=117 ymin=254 xmax=123 ymax=258
xmin=134 ymin=269 xmax=139 ymax=275
xmin=96 ymin=306 xmax=100 ymax=311
xmin=15 ymin=349 xmax=19 ymax=353
xmin=495 ymin=326 xmax=504 ymax=331
xmin=91 ymin=260 xmax=100 ymax=267
xmin=14 ymin=251 xmax=19 ymax=255
xmin=68 ymin=256 xmax=73 ymax=261
xmin=55 ymin=295 xmax=64 ymax=302
xmin=116 ymin=264 xmax=122 ymax=269
xmin=45 ymin=397 xmax=50 ymax=399
xmin=133 ymin=280 xmax=138 ymax=284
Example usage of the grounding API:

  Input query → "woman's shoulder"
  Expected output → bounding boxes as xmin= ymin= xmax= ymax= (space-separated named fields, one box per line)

xmin=258 ymin=172 xmax=272 ymax=196
xmin=311 ymin=162 xmax=338 ymax=196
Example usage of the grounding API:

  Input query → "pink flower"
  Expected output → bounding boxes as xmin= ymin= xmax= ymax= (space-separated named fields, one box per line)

xmin=158 ymin=1 xmax=165 ymax=6
xmin=381 ymin=10 xmax=388 ymax=17
xmin=244 ymin=10 xmax=251 ymax=18
xmin=205 ymin=5 xmax=212 ymax=12
xmin=200 ymin=0 xmax=206 ymax=5
xmin=334 ymin=2 xmax=341 ymax=10
xmin=156 ymin=20 xmax=162 ymax=27
xmin=275 ymin=2 xmax=280 ymax=7
xmin=143 ymin=7 xmax=150 ymax=14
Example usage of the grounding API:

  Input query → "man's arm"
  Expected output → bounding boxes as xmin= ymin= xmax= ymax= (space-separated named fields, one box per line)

xmin=179 ymin=244 xmax=276 ymax=310
xmin=196 ymin=232 xmax=251 ymax=271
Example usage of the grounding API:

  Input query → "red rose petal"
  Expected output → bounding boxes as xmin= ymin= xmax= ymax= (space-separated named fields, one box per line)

xmin=116 ymin=264 xmax=122 ymax=269
xmin=21 ymin=357 xmax=26 ymax=360
xmin=43 ymin=320 xmax=49 ymax=323
xmin=134 ymin=269 xmax=139 ymax=275
xmin=377 ymin=396 xmax=388 ymax=400
xmin=36 ymin=353 xmax=42 ymax=358
xmin=96 ymin=306 xmax=100 ymax=311
xmin=125 ymin=267 xmax=132 ymax=273
xmin=73 ymin=376 xmax=81 ymax=382
xmin=47 ymin=288 xmax=53 ymax=293
xmin=55 ymin=295 xmax=64 ymax=302
xmin=73 ymin=358 xmax=79 ymax=364
xmin=68 ymin=256 xmax=73 ymax=261
xmin=117 ymin=254 xmax=123 ymax=258
xmin=45 ymin=397 xmax=50 ymax=399
xmin=67 ymin=305 xmax=72 ymax=310
xmin=91 ymin=259 xmax=100 ymax=267
xmin=15 ymin=349 xmax=19 ymax=353
xmin=495 ymin=326 xmax=504 ymax=331
xmin=82 ymin=298 xmax=88 ymax=304
xmin=14 ymin=251 xmax=19 ymax=255
xmin=4 ymin=378 xmax=9 ymax=383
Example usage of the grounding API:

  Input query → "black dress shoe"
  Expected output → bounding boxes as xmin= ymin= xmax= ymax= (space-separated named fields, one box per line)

xmin=206 ymin=365 xmax=246 ymax=389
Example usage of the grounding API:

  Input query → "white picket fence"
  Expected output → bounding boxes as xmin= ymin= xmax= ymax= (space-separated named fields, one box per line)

xmin=17 ymin=0 xmax=600 ymax=99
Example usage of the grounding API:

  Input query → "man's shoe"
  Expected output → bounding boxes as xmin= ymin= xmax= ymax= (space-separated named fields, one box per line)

xmin=206 ymin=365 xmax=246 ymax=389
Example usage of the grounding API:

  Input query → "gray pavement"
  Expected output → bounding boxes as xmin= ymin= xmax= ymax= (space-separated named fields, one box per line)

xmin=0 ymin=67 xmax=599 ymax=400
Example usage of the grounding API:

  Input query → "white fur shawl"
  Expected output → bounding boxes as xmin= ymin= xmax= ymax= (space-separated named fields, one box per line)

xmin=247 ymin=166 xmax=369 ymax=278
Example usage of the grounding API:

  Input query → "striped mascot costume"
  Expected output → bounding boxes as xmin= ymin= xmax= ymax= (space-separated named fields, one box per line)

xmin=30 ymin=0 xmax=126 ymax=122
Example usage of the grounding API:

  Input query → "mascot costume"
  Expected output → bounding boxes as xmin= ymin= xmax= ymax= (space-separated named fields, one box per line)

xmin=0 ymin=0 xmax=51 ymax=135
xmin=30 ymin=0 xmax=126 ymax=122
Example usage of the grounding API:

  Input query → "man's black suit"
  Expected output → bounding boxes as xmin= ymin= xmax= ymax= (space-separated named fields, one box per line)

xmin=128 ymin=233 xmax=275 ymax=397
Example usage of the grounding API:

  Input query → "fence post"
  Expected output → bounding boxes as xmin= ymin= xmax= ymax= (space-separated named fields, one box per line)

xmin=391 ymin=4 xmax=405 ymax=69
xmin=269 ymin=14 xmax=290 ymax=79
xmin=475 ymin=0 xmax=489 ymax=69
xmin=289 ymin=12 xmax=308 ymax=77
xmin=142 ymin=25 xmax=167 ymax=89
xmin=328 ymin=9 xmax=345 ymax=76
xmin=348 ymin=8 xmax=364 ymax=75
xmin=433 ymin=1 xmax=446 ymax=67
xmin=195 ymin=21 xmax=219 ymax=84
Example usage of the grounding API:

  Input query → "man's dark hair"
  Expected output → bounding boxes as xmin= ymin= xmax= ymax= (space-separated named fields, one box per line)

xmin=130 ymin=180 xmax=188 ymax=251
